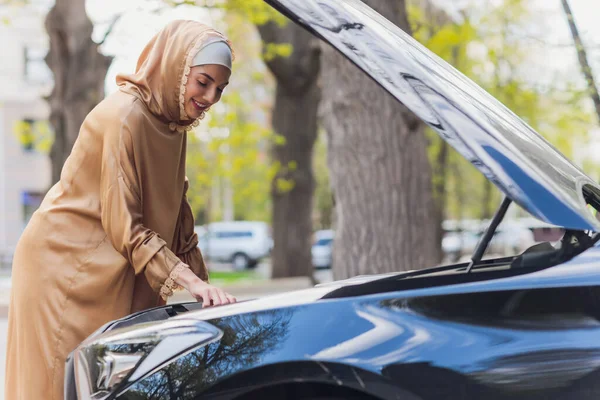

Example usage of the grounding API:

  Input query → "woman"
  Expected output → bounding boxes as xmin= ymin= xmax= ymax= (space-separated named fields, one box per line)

xmin=5 ymin=20 xmax=237 ymax=399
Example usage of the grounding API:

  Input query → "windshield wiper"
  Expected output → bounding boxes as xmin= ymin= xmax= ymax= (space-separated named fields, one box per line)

xmin=466 ymin=196 xmax=512 ymax=273
xmin=510 ymin=229 xmax=600 ymax=269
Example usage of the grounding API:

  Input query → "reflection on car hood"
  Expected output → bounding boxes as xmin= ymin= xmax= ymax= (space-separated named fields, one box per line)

xmin=174 ymin=273 xmax=397 ymax=321
xmin=194 ymin=246 xmax=600 ymax=316
xmin=174 ymin=286 xmax=338 ymax=321
xmin=177 ymin=246 xmax=600 ymax=322
xmin=264 ymin=0 xmax=600 ymax=231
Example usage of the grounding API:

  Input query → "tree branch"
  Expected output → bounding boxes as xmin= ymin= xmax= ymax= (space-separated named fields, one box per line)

xmin=98 ymin=14 xmax=122 ymax=46
xmin=516 ymin=32 xmax=600 ymax=50
xmin=257 ymin=20 xmax=320 ymax=93
xmin=561 ymin=0 xmax=600 ymax=123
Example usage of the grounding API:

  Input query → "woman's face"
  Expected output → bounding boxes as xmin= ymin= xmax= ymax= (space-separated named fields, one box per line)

xmin=184 ymin=64 xmax=231 ymax=120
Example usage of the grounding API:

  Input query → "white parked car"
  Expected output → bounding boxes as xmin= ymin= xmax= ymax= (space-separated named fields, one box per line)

xmin=311 ymin=229 xmax=334 ymax=269
xmin=196 ymin=221 xmax=272 ymax=270
xmin=488 ymin=223 xmax=537 ymax=255
xmin=442 ymin=220 xmax=539 ymax=262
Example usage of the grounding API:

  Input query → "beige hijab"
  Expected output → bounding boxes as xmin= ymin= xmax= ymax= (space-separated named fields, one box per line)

xmin=117 ymin=20 xmax=234 ymax=129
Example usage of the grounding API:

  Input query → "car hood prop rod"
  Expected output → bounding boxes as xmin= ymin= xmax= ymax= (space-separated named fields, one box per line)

xmin=466 ymin=196 xmax=513 ymax=273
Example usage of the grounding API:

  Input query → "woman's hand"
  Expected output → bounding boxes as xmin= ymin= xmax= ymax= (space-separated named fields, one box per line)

xmin=188 ymin=280 xmax=237 ymax=307
xmin=174 ymin=265 xmax=236 ymax=307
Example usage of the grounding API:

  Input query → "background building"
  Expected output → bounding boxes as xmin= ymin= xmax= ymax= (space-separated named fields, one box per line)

xmin=0 ymin=6 xmax=52 ymax=267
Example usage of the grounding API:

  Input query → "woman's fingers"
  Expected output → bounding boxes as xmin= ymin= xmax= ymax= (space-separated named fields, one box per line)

xmin=191 ymin=283 xmax=236 ymax=308
xmin=202 ymin=289 xmax=212 ymax=308
xmin=215 ymin=289 xmax=229 ymax=305
xmin=194 ymin=289 xmax=214 ymax=307
xmin=226 ymin=293 xmax=237 ymax=304
xmin=208 ymin=288 xmax=222 ymax=306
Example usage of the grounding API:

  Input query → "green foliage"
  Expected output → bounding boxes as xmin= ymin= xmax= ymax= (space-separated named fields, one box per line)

xmin=262 ymin=42 xmax=292 ymax=62
xmin=218 ymin=0 xmax=287 ymax=26
xmin=13 ymin=120 xmax=54 ymax=154
xmin=186 ymin=91 xmax=275 ymax=224
xmin=178 ymin=1 xmax=320 ymax=226
xmin=0 ymin=0 xmax=30 ymax=5
xmin=184 ymin=9 xmax=276 ymax=224
xmin=166 ymin=0 xmax=286 ymax=26
xmin=410 ymin=0 xmax=597 ymax=220
xmin=1 ymin=0 xmax=32 ymax=25
xmin=272 ymin=133 xmax=286 ymax=146
xmin=208 ymin=270 xmax=262 ymax=285
xmin=274 ymin=177 xmax=294 ymax=194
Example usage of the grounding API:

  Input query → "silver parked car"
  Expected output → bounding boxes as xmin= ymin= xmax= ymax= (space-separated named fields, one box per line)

xmin=312 ymin=229 xmax=334 ymax=268
xmin=196 ymin=221 xmax=272 ymax=270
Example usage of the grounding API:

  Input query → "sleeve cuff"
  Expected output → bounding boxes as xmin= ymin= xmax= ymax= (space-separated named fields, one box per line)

xmin=159 ymin=261 xmax=189 ymax=300
xmin=177 ymin=246 xmax=209 ymax=283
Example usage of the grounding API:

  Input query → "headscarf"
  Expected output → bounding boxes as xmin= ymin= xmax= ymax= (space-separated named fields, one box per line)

xmin=116 ymin=20 xmax=233 ymax=129
xmin=192 ymin=39 xmax=233 ymax=70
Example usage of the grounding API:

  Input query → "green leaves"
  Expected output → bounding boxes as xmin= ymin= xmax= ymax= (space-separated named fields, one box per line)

xmin=13 ymin=120 xmax=54 ymax=154
xmin=270 ymin=160 xmax=298 ymax=195
xmin=274 ymin=177 xmax=294 ymax=194
xmin=262 ymin=42 xmax=292 ymax=62
xmin=220 ymin=0 xmax=286 ymax=26
xmin=411 ymin=0 xmax=597 ymax=219
xmin=186 ymin=92 xmax=275 ymax=223
xmin=170 ymin=2 xmax=285 ymax=223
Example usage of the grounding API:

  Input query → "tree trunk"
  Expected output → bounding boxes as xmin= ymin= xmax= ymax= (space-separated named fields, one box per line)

xmin=257 ymin=22 xmax=321 ymax=279
xmin=431 ymin=138 xmax=448 ymax=262
xmin=320 ymin=0 xmax=439 ymax=279
xmin=45 ymin=0 xmax=112 ymax=185
xmin=561 ymin=0 xmax=600 ymax=123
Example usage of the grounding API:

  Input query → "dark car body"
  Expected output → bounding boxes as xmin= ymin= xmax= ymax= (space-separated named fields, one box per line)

xmin=69 ymin=250 xmax=600 ymax=400
xmin=66 ymin=0 xmax=600 ymax=399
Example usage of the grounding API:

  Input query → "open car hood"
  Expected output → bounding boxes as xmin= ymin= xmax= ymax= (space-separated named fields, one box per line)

xmin=265 ymin=0 xmax=600 ymax=231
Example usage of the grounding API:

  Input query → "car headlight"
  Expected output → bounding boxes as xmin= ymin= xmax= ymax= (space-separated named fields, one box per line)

xmin=74 ymin=318 xmax=222 ymax=399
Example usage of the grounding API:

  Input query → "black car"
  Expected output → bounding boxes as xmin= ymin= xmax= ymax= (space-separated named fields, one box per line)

xmin=66 ymin=0 xmax=600 ymax=399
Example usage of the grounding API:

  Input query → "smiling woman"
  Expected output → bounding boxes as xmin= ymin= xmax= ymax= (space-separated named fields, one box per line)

xmin=5 ymin=20 xmax=237 ymax=400
xmin=183 ymin=40 xmax=232 ymax=120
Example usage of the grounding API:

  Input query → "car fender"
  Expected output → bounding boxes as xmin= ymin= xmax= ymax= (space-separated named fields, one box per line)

xmin=198 ymin=361 xmax=422 ymax=400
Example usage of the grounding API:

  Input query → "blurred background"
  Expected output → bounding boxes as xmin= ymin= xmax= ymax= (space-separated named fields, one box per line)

xmin=0 ymin=0 xmax=600 ymax=392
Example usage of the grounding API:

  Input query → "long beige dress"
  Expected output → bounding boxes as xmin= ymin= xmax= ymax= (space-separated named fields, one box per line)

xmin=5 ymin=21 xmax=231 ymax=400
